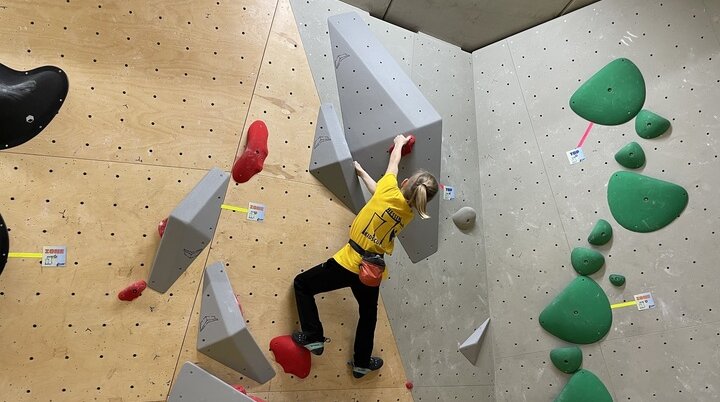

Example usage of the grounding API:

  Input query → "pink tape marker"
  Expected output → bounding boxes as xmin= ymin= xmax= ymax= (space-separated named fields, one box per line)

xmin=576 ymin=122 xmax=594 ymax=148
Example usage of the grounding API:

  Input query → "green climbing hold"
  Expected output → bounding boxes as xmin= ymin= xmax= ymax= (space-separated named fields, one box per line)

xmin=554 ymin=369 xmax=613 ymax=402
xmin=635 ymin=109 xmax=671 ymax=139
xmin=609 ymin=274 xmax=625 ymax=286
xmin=607 ymin=171 xmax=688 ymax=233
xmin=570 ymin=247 xmax=605 ymax=276
xmin=569 ymin=58 xmax=646 ymax=125
xmin=539 ymin=276 xmax=612 ymax=344
xmin=550 ymin=346 xmax=583 ymax=374
xmin=587 ymin=219 xmax=612 ymax=246
xmin=614 ymin=141 xmax=646 ymax=169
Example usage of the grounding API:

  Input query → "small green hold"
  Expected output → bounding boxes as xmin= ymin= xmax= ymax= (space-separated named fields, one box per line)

xmin=569 ymin=58 xmax=646 ymax=125
xmin=539 ymin=276 xmax=612 ymax=344
xmin=571 ymin=247 xmax=605 ymax=276
xmin=607 ymin=171 xmax=689 ymax=233
xmin=609 ymin=274 xmax=626 ymax=286
xmin=588 ymin=219 xmax=612 ymax=246
xmin=635 ymin=109 xmax=671 ymax=139
xmin=614 ymin=141 xmax=646 ymax=169
xmin=550 ymin=346 xmax=583 ymax=374
xmin=554 ymin=369 xmax=613 ymax=402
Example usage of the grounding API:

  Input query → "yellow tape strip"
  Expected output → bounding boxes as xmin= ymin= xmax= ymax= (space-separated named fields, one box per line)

xmin=8 ymin=252 xmax=43 ymax=258
xmin=611 ymin=300 xmax=637 ymax=309
xmin=221 ymin=204 xmax=248 ymax=213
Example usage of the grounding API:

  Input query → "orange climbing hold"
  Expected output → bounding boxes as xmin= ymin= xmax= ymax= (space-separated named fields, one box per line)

xmin=118 ymin=280 xmax=147 ymax=301
xmin=232 ymin=120 xmax=269 ymax=183
xmin=269 ymin=335 xmax=311 ymax=379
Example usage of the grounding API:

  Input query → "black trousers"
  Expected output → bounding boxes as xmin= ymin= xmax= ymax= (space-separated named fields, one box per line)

xmin=293 ymin=258 xmax=379 ymax=368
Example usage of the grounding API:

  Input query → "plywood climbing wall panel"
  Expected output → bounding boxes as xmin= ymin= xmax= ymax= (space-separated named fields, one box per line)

xmin=170 ymin=1 xmax=413 ymax=400
xmin=1 ymin=0 xmax=276 ymax=170
xmin=0 ymin=153 xmax=212 ymax=400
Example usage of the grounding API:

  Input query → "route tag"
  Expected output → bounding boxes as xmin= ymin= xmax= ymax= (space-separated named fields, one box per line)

xmin=442 ymin=185 xmax=456 ymax=200
xmin=634 ymin=292 xmax=655 ymax=311
xmin=566 ymin=147 xmax=586 ymax=164
xmin=247 ymin=202 xmax=266 ymax=222
xmin=42 ymin=246 xmax=67 ymax=267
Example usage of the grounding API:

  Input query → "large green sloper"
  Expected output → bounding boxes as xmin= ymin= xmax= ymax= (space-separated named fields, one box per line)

xmin=554 ymin=369 xmax=613 ymax=402
xmin=539 ymin=277 xmax=612 ymax=344
xmin=570 ymin=58 xmax=646 ymax=125
xmin=607 ymin=171 xmax=688 ymax=233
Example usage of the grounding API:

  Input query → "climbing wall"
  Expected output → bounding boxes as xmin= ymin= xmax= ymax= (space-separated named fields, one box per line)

xmin=291 ymin=0 xmax=494 ymax=399
xmin=475 ymin=0 xmax=720 ymax=399
xmin=0 ymin=0 xmax=413 ymax=400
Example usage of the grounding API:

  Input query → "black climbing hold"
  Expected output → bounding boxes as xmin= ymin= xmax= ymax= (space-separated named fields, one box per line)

xmin=0 ymin=63 xmax=69 ymax=149
xmin=1 ymin=212 xmax=8 ymax=276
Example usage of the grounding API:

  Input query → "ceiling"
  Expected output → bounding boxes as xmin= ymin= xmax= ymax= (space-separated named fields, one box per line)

xmin=338 ymin=0 xmax=600 ymax=51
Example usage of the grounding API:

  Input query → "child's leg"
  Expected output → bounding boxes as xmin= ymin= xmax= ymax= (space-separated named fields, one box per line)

xmin=293 ymin=258 xmax=356 ymax=341
xmin=349 ymin=281 xmax=380 ymax=368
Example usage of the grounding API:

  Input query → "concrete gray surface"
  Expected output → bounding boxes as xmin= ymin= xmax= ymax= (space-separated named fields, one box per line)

xmin=475 ymin=0 xmax=720 ymax=399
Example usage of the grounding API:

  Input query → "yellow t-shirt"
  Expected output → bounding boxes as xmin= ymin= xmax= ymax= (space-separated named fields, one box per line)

xmin=333 ymin=173 xmax=414 ymax=277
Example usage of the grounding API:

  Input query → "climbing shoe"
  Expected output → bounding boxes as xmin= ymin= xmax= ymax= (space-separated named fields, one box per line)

xmin=348 ymin=356 xmax=384 ymax=378
xmin=291 ymin=331 xmax=330 ymax=356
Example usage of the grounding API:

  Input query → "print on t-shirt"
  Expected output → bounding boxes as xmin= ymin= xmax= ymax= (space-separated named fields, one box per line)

xmin=361 ymin=207 xmax=404 ymax=247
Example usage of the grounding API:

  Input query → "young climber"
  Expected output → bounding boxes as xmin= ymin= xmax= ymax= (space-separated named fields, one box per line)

xmin=292 ymin=134 xmax=439 ymax=378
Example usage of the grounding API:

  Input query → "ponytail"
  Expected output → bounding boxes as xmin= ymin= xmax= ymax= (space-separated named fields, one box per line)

xmin=402 ymin=171 xmax=439 ymax=219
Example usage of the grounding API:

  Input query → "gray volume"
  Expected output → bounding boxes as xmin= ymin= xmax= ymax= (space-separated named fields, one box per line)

xmin=328 ymin=11 xmax=442 ymax=263
xmin=309 ymin=103 xmax=367 ymax=213
xmin=147 ymin=168 xmax=230 ymax=293
xmin=197 ymin=262 xmax=276 ymax=384
xmin=168 ymin=362 xmax=255 ymax=402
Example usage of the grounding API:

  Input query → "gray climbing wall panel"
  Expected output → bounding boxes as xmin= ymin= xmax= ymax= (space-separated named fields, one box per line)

xmin=147 ymin=167 xmax=229 ymax=293
xmin=328 ymin=12 xmax=442 ymax=263
xmin=168 ymin=362 xmax=254 ymax=402
xmin=476 ymin=0 xmax=720 ymax=400
xmin=292 ymin=2 xmax=493 ymax=399
xmin=382 ymin=32 xmax=493 ymax=396
xmin=309 ymin=103 xmax=366 ymax=213
xmin=198 ymin=262 xmax=276 ymax=384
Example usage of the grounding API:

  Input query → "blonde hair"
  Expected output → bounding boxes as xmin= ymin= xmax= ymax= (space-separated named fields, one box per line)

xmin=401 ymin=170 xmax=438 ymax=219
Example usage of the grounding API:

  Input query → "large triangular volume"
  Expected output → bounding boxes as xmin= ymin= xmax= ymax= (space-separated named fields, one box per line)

xmin=459 ymin=318 xmax=490 ymax=366
xmin=328 ymin=12 xmax=442 ymax=263
xmin=168 ymin=362 xmax=255 ymax=402
xmin=147 ymin=168 xmax=230 ymax=293
xmin=309 ymin=103 xmax=366 ymax=213
xmin=197 ymin=262 xmax=276 ymax=384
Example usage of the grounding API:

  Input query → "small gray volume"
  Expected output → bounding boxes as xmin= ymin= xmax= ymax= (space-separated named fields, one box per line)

xmin=197 ymin=262 xmax=276 ymax=384
xmin=147 ymin=167 xmax=230 ymax=293
xmin=167 ymin=362 xmax=254 ymax=402
xmin=459 ymin=317 xmax=490 ymax=366
xmin=452 ymin=206 xmax=477 ymax=230
xmin=309 ymin=103 xmax=367 ymax=213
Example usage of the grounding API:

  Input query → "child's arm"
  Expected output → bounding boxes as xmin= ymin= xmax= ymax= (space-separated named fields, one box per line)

xmin=354 ymin=161 xmax=377 ymax=194
xmin=385 ymin=135 xmax=411 ymax=176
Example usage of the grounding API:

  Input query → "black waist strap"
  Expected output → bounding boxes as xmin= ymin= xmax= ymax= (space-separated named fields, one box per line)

xmin=348 ymin=239 xmax=384 ymax=258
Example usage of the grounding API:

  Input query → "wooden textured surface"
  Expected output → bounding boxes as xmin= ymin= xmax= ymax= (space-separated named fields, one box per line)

xmin=0 ymin=0 xmax=412 ymax=401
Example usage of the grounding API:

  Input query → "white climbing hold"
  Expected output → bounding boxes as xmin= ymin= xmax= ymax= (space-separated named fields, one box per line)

xmin=452 ymin=206 xmax=476 ymax=230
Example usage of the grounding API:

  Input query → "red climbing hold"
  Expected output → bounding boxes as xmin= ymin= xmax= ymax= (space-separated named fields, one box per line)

xmin=232 ymin=120 xmax=269 ymax=183
xmin=158 ymin=217 xmax=168 ymax=238
xmin=405 ymin=381 xmax=414 ymax=390
xmin=388 ymin=134 xmax=416 ymax=156
xmin=232 ymin=385 xmax=266 ymax=402
xmin=118 ymin=280 xmax=147 ymax=301
xmin=269 ymin=335 xmax=311 ymax=379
